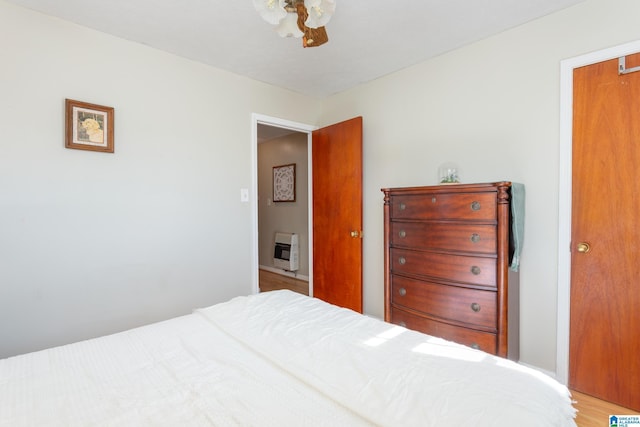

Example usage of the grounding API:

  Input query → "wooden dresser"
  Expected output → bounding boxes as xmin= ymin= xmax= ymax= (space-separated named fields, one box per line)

xmin=382 ymin=182 xmax=519 ymax=359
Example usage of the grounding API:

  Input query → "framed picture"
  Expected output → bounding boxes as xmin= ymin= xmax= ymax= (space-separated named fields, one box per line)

xmin=273 ymin=163 xmax=296 ymax=202
xmin=65 ymin=99 xmax=114 ymax=153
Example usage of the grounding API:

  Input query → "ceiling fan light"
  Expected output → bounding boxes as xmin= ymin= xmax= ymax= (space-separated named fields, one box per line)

xmin=253 ymin=0 xmax=288 ymax=25
xmin=302 ymin=26 xmax=328 ymax=47
xmin=276 ymin=13 xmax=303 ymax=38
xmin=294 ymin=2 xmax=328 ymax=48
xmin=303 ymin=0 xmax=335 ymax=28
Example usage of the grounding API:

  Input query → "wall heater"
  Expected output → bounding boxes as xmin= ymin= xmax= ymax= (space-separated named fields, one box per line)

xmin=273 ymin=232 xmax=299 ymax=272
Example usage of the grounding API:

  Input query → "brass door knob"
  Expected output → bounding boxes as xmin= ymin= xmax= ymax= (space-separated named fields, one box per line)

xmin=577 ymin=242 xmax=591 ymax=253
xmin=350 ymin=230 xmax=363 ymax=238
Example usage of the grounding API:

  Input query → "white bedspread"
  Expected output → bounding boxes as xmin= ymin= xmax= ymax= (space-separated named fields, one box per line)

xmin=1 ymin=290 xmax=576 ymax=426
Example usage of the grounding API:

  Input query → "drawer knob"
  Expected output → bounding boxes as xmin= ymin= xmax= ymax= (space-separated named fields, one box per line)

xmin=398 ymin=287 xmax=407 ymax=296
xmin=398 ymin=230 xmax=406 ymax=238
xmin=470 ymin=201 xmax=481 ymax=211
xmin=470 ymin=343 xmax=480 ymax=350
xmin=470 ymin=265 xmax=481 ymax=275
xmin=470 ymin=302 xmax=481 ymax=312
xmin=399 ymin=257 xmax=406 ymax=265
xmin=470 ymin=233 xmax=480 ymax=243
xmin=399 ymin=202 xmax=406 ymax=210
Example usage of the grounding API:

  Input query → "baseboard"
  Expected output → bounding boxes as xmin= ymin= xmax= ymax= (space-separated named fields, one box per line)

xmin=259 ymin=265 xmax=309 ymax=282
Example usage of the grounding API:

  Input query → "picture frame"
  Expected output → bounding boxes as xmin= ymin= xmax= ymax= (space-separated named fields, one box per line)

xmin=65 ymin=99 xmax=114 ymax=153
xmin=273 ymin=163 xmax=296 ymax=202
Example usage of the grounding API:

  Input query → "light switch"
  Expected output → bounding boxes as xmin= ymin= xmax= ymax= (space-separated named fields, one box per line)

xmin=240 ymin=188 xmax=249 ymax=202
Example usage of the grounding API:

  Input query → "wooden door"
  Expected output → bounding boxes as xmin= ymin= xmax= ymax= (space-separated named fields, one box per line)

xmin=570 ymin=54 xmax=640 ymax=410
xmin=312 ymin=117 xmax=363 ymax=312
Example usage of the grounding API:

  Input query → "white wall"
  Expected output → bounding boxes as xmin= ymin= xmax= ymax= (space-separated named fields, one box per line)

xmin=320 ymin=0 xmax=640 ymax=373
xmin=0 ymin=1 xmax=322 ymax=358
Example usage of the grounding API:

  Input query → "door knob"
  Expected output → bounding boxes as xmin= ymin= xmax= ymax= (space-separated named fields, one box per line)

xmin=350 ymin=230 xmax=363 ymax=238
xmin=576 ymin=242 xmax=591 ymax=253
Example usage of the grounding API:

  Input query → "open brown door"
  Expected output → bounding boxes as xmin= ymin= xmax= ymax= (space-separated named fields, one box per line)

xmin=570 ymin=54 xmax=640 ymax=410
xmin=312 ymin=117 xmax=363 ymax=313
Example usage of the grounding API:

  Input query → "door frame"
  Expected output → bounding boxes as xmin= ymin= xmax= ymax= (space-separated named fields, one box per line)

xmin=250 ymin=113 xmax=317 ymax=296
xmin=556 ymin=39 xmax=640 ymax=385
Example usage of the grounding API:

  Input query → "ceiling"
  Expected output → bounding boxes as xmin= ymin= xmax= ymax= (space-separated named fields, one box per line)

xmin=7 ymin=0 xmax=584 ymax=98
xmin=257 ymin=123 xmax=301 ymax=143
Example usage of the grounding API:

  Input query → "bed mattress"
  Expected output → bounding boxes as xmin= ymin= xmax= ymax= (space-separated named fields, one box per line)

xmin=0 ymin=290 xmax=576 ymax=426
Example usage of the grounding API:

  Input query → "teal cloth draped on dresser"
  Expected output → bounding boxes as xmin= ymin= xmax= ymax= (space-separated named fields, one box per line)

xmin=509 ymin=182 xmax=525 ymax=272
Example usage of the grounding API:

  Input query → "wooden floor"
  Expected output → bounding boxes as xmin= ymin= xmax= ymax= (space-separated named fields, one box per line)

xmin=572 ymin=390 xmax=637 ymax=426
xmin=259 ymin=268 xmax=309 ymax=295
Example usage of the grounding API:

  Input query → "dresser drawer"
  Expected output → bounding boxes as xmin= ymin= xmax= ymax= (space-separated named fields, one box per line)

xmin=390 ymin=192 xmax=497 ymax=221
xmin=390 ymin=308 xmax=497 ymax=353
xmin=391 ymin=248 xmax=496 ymax=287
xmin=391 ymin=276 xmax=497 ymax=329
xmin=390 ymin=221 xmax=497 ymax=254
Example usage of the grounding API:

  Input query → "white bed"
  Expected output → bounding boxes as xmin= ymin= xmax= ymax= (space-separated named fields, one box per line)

xmin=0 ymin=290 xmax=576 ymax=426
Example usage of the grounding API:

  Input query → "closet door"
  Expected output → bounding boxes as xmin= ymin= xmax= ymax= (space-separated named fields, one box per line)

xmin=570 ymin=54 xmax=640 ymax=410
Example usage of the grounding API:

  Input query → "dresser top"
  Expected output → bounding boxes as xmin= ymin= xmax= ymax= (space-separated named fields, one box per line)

xmin=381 ymin=181 xmax=511 ymax=195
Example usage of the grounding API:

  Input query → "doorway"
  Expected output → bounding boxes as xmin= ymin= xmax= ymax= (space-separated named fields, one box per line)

xmin=257 ymin=123 xmax=310 ymax=295
xmin=252 ymin=114 xmax=364 ymax=312
xmin=557 ymin=40 xmax=640 ymax=394
xmin=251 ymin=114 xmax=316 ymax=297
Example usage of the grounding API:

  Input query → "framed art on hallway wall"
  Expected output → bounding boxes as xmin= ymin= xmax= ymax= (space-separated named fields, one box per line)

xmin=273 ymin=163 xmax=296 ymax=202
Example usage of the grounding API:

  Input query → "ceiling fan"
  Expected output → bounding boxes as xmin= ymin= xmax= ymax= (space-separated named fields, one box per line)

xmin=253 ymin=0 xmax=336 ymax=48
